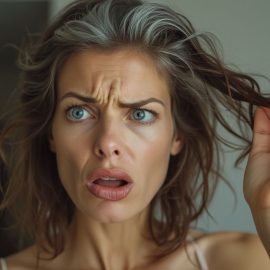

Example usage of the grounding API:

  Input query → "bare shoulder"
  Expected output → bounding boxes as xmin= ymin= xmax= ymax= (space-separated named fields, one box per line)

xmin=4 ymin=245 xmax=65 ymax=270
xmin=202 ymin=231 xmax=270 ymax=270
xmin=4 ymin=245 xmax=40 ymax=270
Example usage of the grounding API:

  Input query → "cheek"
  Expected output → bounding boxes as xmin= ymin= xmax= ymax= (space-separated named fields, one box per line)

xmin=51 ymin=122 xmax=90 ymax=195
xmin=136 ymin=130 xmax=172 ymax=199
xmin=144 ymin=140 xmax=171 ymax=175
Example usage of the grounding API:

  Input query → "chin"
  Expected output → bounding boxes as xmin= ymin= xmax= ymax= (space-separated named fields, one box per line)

xmin=88 ymin=201 xmax=144 ymax=224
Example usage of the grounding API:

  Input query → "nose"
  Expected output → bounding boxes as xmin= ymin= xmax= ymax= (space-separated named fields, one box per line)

xmin=93 ymin=119 xmax=123 ymax=160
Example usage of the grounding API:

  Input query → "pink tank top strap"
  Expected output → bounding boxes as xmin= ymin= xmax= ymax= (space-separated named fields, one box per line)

xmin=187 ymin=235 xmax=209 ymax=270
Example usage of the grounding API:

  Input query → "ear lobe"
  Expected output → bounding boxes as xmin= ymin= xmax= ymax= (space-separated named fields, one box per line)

xmin=170 ymin=133 xmax=183 ymax=156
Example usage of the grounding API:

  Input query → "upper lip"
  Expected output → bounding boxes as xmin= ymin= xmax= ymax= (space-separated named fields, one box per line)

xmin=87 ymin=168 xmax=133 ymax=184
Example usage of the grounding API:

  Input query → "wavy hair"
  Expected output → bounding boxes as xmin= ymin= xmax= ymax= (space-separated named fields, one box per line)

xmin=0 ymin=0 xmax=269 ymax=259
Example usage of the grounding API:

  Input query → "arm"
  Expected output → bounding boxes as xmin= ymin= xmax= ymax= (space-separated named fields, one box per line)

xmin=244 ymin=107 xmax=270 ymax=256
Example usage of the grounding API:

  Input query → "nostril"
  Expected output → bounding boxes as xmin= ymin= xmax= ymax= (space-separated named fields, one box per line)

xmin=96 ymin=148 xmax=120 ymax=157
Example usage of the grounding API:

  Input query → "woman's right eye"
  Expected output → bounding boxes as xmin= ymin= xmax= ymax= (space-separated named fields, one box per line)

xmin=65 ymin=106 xmax=93 ymax=122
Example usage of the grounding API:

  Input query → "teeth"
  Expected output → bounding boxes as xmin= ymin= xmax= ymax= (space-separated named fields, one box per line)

xmin=100 ymin=177 xmax=120 ymax=181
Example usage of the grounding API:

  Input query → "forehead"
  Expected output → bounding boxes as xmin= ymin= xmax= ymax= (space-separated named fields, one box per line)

xmin=56 ymin=48 xmax=170 ymax=102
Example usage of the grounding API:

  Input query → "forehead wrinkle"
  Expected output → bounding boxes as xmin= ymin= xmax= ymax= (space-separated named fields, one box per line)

xmin=108 ymin=77 xmax=122 ymax=106
xmin=92 ymin=74 xmax=106 ymax=104
xmin=91 ymin=72 xmax=123 ymax=106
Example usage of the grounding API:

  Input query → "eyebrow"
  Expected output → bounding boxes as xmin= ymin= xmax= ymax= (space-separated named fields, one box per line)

xmin=60 ymin=91 xmax=165 ymax=108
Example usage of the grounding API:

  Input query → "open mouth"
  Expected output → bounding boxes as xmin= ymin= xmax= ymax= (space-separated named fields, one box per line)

xmin=93 ymin=178 xmax=129 ymax=188
xmin=86 ymin=169 xmax=134 ymax=201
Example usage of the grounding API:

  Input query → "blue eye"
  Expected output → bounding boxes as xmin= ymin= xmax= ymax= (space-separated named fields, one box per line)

xmin=131 ymin=109 xmax=155 ymax=123
xmin=66 ymin=106 xmax=92 ymax=121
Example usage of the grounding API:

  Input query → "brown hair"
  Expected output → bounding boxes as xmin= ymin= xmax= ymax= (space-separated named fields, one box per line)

xmin=0 ymin=0 xmax=269 ymax=259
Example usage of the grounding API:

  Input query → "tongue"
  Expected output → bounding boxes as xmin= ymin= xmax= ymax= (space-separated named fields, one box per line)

xmin=94 ymin=179 xmax=126 ymax=188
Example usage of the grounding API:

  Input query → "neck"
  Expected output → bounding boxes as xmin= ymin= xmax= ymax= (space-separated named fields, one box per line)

xmin=63 ymin=208 xmax=158 ymax=270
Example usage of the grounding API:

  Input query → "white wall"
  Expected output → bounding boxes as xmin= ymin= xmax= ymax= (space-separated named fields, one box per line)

xmin=153 ymin=0 xmax=269 ymax=233
xmin=49 ymin=0 xmax=73 ymax=18
xmin=49 ymin=0 xmax=270 ymax=233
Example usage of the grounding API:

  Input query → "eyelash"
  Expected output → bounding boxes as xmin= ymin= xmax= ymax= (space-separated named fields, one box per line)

xmin=65 ymin=104 xmax=86 ymax=112
xmin=64 ymin=104 xmax=158 ymax=124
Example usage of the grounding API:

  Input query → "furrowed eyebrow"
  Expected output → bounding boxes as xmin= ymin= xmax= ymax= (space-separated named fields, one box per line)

xmin=60 ymin=91 xmax=165 ymax=108
xmin=60 ymin=92 xmax=96 ymax=103
xmin=119 ymin=98 xmax=165 ymax=108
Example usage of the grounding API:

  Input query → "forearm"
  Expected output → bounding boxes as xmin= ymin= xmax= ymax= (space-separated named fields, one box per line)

xmin=250 ymin=206 xmax=270 ymax=257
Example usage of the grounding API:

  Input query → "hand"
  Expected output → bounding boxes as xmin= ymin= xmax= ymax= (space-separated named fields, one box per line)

xmin=244 ymin=107 xmax=270 ymax=256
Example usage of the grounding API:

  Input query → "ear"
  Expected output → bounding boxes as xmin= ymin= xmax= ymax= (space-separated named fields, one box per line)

xmin=49 ymin=132 xmax=56 ymax=153
xmin=170 ymin=133 xmax=183 ymax=156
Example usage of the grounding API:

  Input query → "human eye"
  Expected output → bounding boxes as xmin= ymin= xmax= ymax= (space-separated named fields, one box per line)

xmin=65 ymin=105 xmax=93 ymax=122
xmin=130 ymin=108 xmax=157 ymax=124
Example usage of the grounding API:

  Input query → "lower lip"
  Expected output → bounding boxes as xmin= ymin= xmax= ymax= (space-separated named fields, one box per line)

xmin=86 ymin=182 xmax=134 ymax=201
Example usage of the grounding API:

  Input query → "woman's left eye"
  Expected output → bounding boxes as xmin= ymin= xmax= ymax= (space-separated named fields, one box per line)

xmin=130 ymin=109 xmax=156 ymax=123
xmin=66 ymin=106 xmax=92 ymax=121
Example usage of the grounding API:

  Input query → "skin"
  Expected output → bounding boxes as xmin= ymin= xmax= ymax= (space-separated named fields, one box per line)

xmin=244 ymin=107 xmax=270 ymax=256
xmin=4 ymin=49 xmax=270 ymax=270
xmin=49 ymin=48 xmax=182 ymax=269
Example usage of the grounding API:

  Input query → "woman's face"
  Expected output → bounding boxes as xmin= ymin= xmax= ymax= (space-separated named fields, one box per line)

xmin=50 ymin=48 xmax=182 ymax=223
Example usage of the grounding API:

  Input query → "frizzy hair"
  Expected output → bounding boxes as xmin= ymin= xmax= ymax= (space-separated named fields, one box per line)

xmin=0 ymin=0 xmax=269 ymax=259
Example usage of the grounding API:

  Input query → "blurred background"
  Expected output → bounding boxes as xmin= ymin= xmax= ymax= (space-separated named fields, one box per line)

xmin=0 ymin=0 xmax=269 ymax=257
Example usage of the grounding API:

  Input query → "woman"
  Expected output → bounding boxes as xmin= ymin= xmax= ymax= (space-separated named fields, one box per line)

xmin=0 ymin=0 xmax=269 ymax=269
